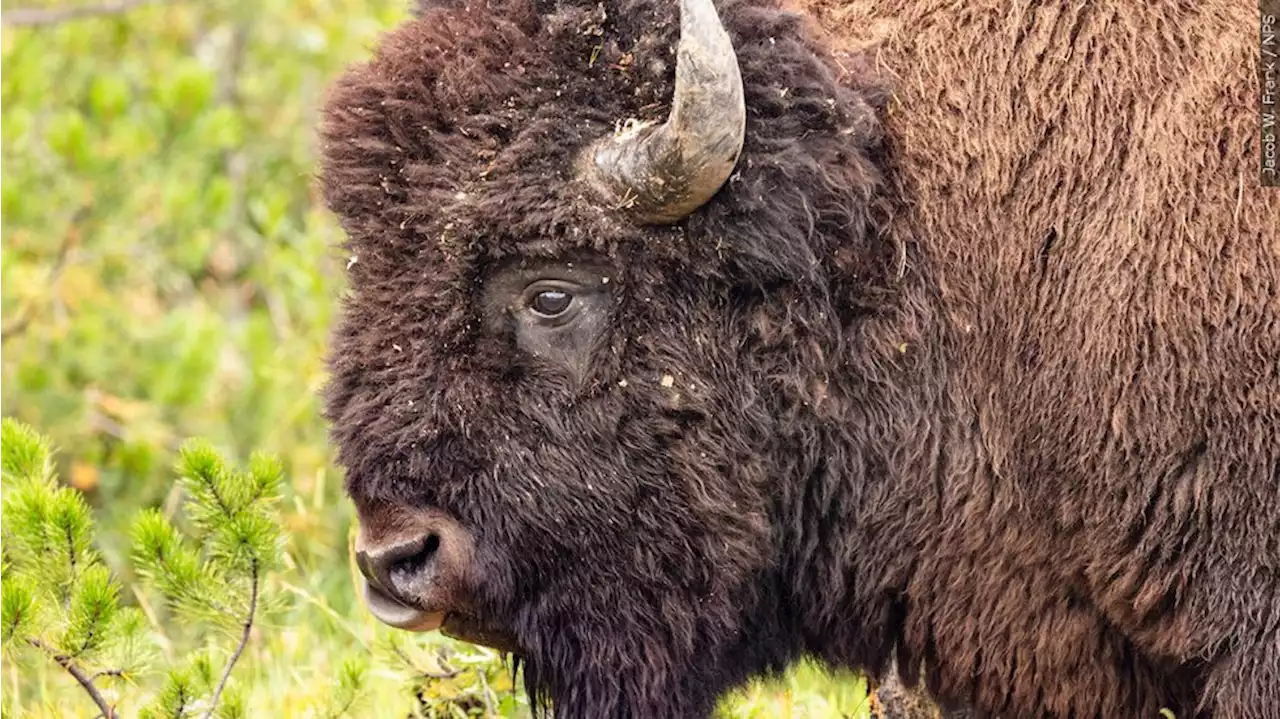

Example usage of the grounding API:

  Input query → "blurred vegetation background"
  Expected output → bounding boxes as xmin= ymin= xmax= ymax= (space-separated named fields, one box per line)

xmin=0 ymin=0 xmax=870 ymax=715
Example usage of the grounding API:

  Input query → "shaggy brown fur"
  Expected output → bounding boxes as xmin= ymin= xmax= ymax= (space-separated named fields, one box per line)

xmin=318 ymin=0 xmax=1279 ymax=716
xmin=789 ymin=2 xmax=1280 ymax=715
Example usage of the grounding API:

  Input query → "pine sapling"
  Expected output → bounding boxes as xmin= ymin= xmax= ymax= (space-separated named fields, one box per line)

xmin=131 ymin=438 xmax=284 ymax=718
xmin=318 ymin=654 xmax=370 ymax=718
xmin=1 ymin=419 xmax=150 ymax=718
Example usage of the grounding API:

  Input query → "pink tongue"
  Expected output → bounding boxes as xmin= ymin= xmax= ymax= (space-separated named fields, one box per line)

xmin=363 ymin=581 xmax=446 ymax=632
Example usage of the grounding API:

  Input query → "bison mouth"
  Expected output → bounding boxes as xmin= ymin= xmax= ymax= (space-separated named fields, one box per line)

xmin=363 ymin=580 xmax=520 ymax=653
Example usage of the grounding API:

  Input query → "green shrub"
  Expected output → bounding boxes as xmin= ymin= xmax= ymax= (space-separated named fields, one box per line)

xmin=2 ymin=420 xmax=149 ymax=718
xmin=2 ymin=419 xmax=295 ymax=717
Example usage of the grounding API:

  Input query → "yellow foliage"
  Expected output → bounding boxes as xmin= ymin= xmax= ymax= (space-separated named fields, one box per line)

xmin=69 ymin=460 xmax=100 ymax=492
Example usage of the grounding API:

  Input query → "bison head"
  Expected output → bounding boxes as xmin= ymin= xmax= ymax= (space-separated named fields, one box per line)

xmin=320 ymin=0 xmax=903 ymax=713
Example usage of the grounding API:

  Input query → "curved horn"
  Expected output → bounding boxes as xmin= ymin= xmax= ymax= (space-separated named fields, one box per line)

xmin=582 ymin=0 xmax=745 ymax=224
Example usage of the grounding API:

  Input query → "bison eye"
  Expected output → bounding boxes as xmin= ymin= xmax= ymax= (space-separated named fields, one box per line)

xmin=484 ymin=265 xmax=613 ymax=377
xmin=530 ymin=289 xmax=572 ymax=317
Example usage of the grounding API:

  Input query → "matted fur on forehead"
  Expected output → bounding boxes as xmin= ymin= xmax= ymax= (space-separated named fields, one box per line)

xmin=318 ymin=0 xmax=894 ymax=294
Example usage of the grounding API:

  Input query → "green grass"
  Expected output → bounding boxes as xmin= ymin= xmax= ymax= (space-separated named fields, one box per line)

xmin=0 ymin=1 xmax=871 ymax=715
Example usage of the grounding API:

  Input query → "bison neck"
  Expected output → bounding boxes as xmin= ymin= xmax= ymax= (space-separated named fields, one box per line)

xmin=773 ymin=1 xmax=1272 ymax=716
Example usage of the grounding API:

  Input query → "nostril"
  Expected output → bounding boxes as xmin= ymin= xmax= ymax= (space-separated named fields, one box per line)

xmin=389 ymin=533 xmax=440 ymax=581
xmin=358 ymin=531 xmax=445 ymax=603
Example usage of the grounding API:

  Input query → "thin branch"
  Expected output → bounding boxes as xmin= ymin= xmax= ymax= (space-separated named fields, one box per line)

xmin=388 ymin=642 xmax=416 ymax=670
xmin=63 ymin=521 xmax=78 ymax=610
xmin=73 ymin=598 xmax=109 ymax=658
xmin=28 ymin=639 xmax=114 ymax=718
xmin=477 ymin=668 xmax=496 ymax=718
xmin=421 ymin=660 xmax=462 ymax=681
xmin=393 ymin=643 xmax=461 ymax=680
xmin=0 ymin=312 xmax=33 ymax=343
xmin=325 ymin=696 xmax=358 ymax=719
xmin=88 ymin=668 xmax=126 ymax=682
xmin=202 ymin=560 xmax=258 ymax=719
xmin=214 ymin=26 xmax=249 ymax=203
xmin=1 ymin=204 xmax=85 ymax=344
xmin=1 ymin=0 xmax=158 ymax=27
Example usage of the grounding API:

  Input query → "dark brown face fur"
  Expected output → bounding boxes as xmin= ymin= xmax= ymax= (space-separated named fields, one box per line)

xmin=320 ymin=0 xmax=894 ymax=713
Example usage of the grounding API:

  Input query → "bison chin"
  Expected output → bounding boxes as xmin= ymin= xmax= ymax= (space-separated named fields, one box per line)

xmin=350 ymin=477 xmax=777 ymax=718
xmin=508 ymin=587 xmax=774 ymax=719
xmin=440 ymin=612 xmax=522 ymax=654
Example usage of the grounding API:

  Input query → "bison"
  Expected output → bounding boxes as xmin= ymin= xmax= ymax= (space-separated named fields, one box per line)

xmin=317 ymin=0 xmax=1280 ymax=716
